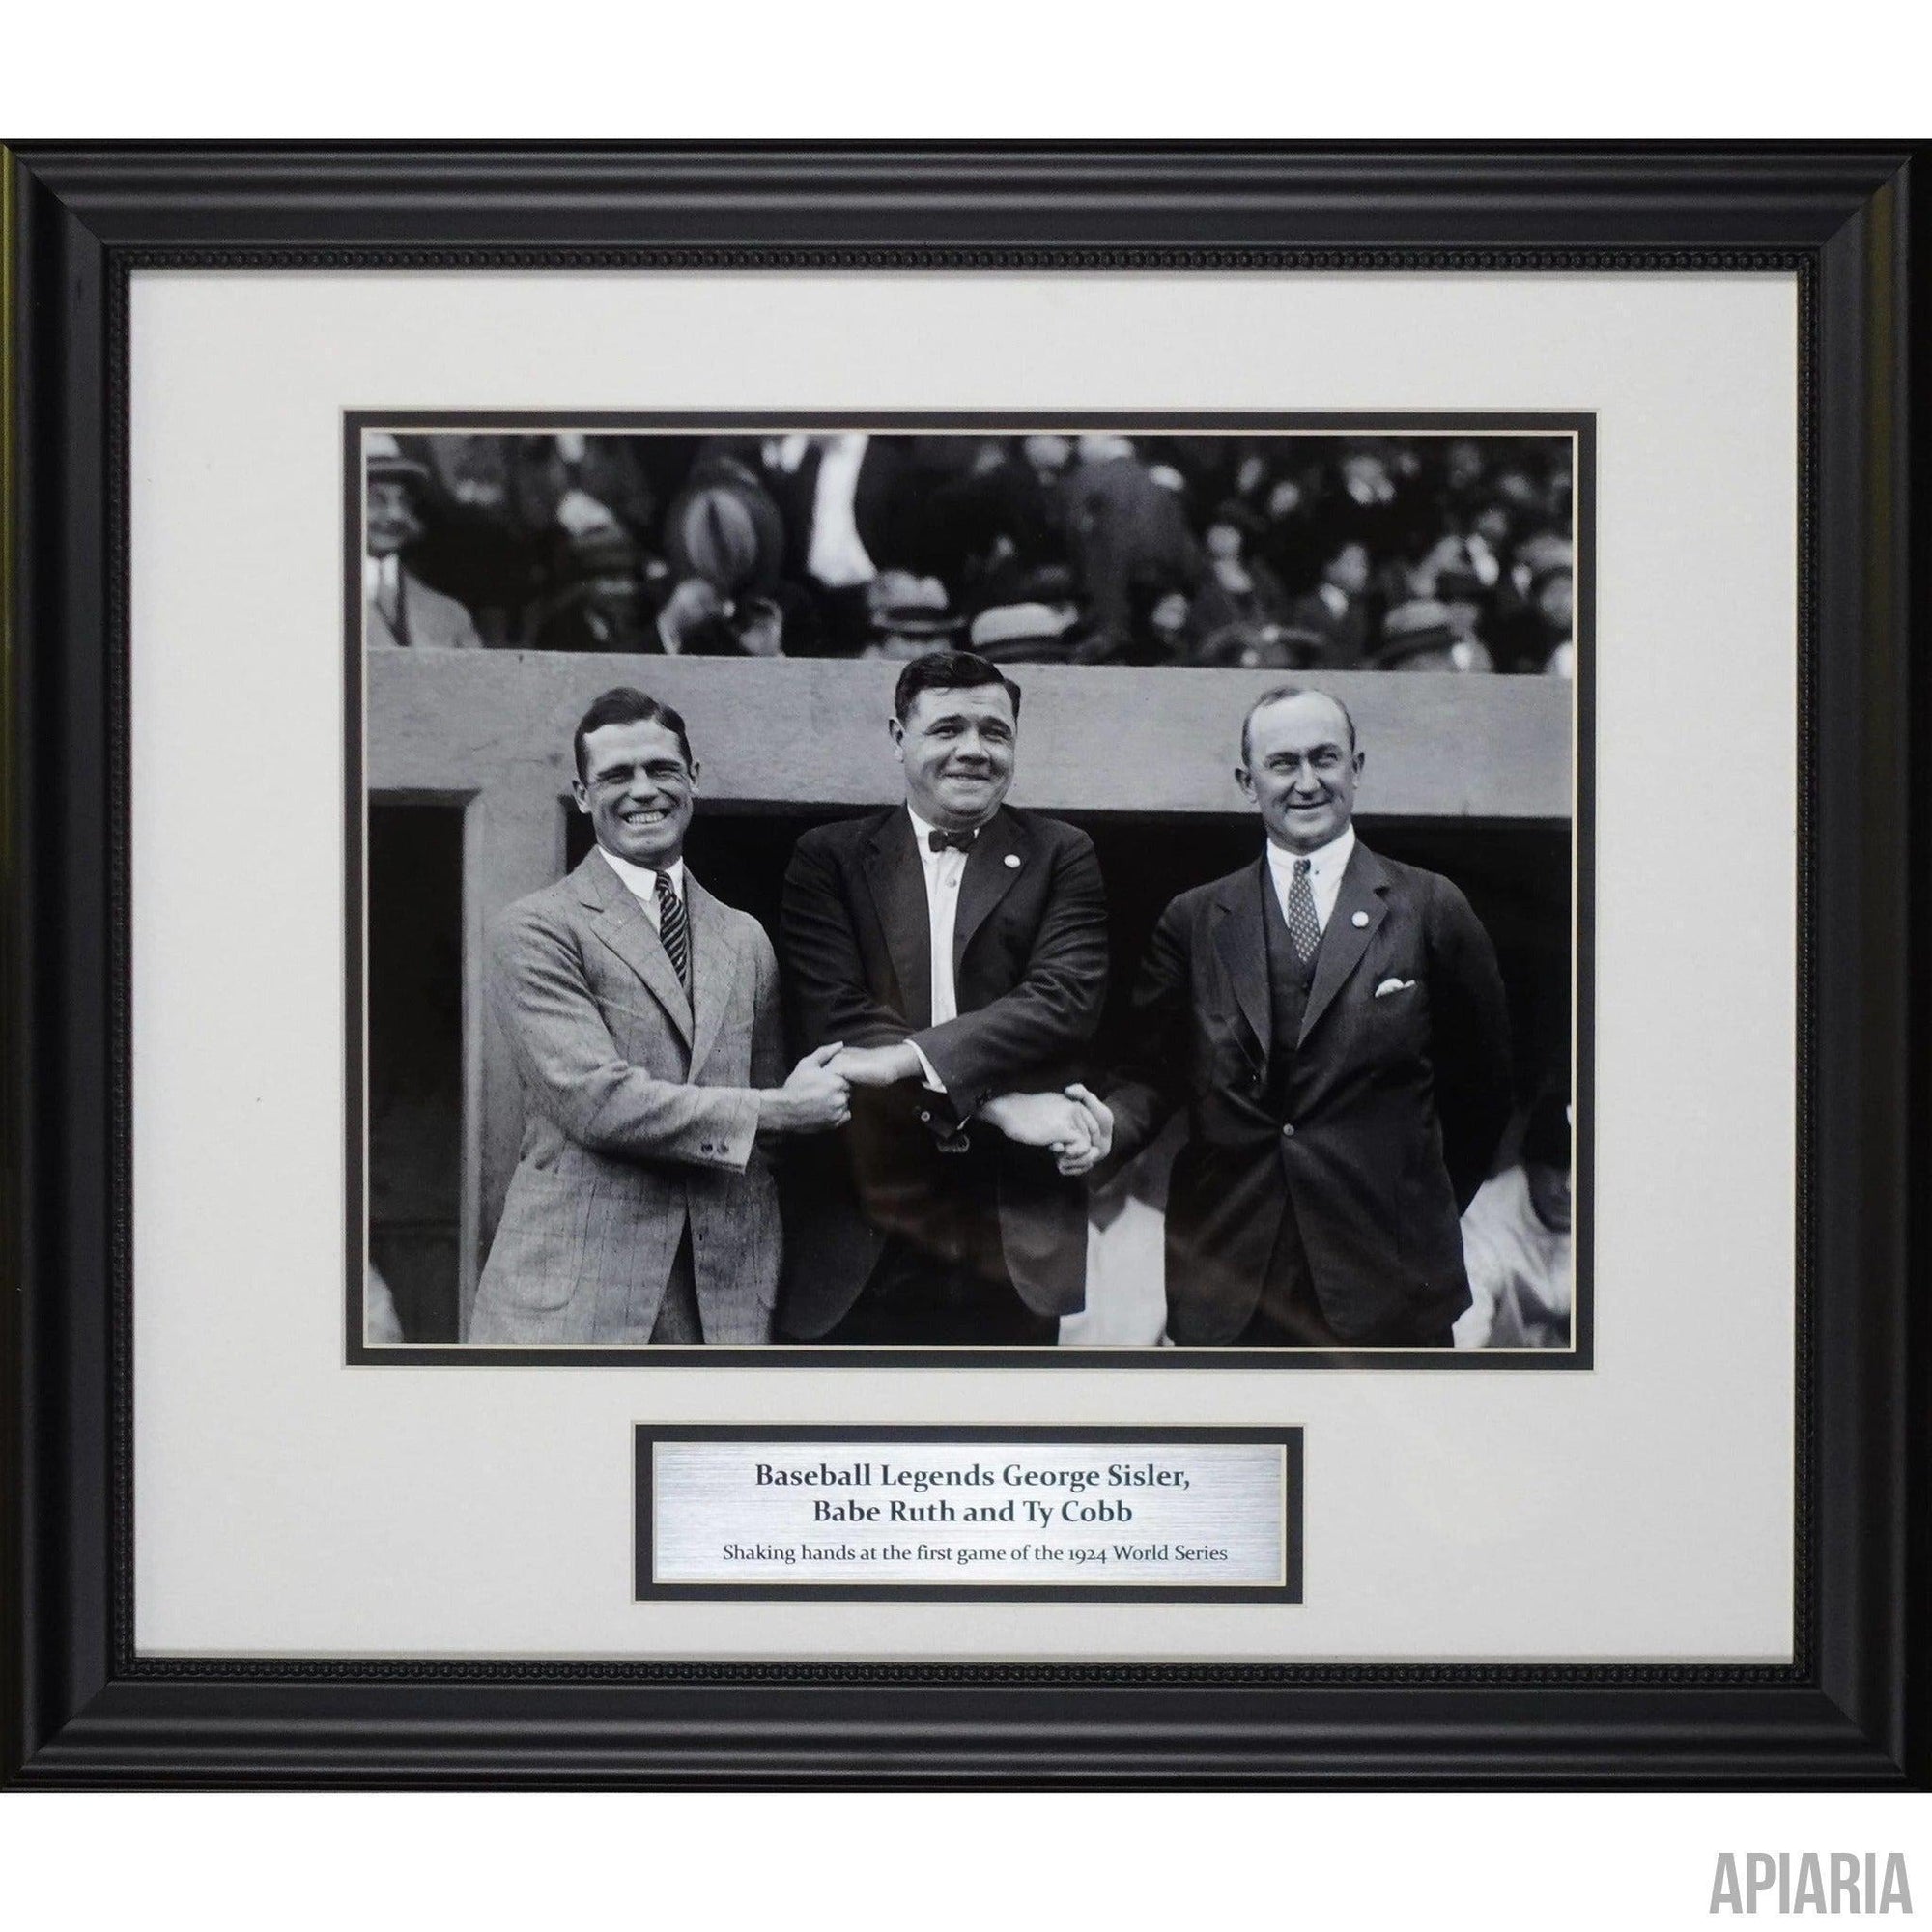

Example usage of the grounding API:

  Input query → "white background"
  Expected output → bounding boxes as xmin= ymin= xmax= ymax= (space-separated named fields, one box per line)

xmin=131 ymin=268 xmax=1796 ymax=1665
xmin=8 ymin=13 xmax=1924 ymax=1928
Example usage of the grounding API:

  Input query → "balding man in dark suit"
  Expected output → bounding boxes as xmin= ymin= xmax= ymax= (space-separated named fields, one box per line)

xmin=1075 ymin=686 xmax=1512 ymax=1348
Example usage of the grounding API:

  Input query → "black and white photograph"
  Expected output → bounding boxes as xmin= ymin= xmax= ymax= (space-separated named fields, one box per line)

xmin=355 ymin=416 xmax=1587 ymax=1360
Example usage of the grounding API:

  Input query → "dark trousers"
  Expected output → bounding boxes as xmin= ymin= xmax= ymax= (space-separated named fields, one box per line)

xmin=820 ymin=1237 xmax=1060 ymax=1347
xmin=1230 ymin=1199 xmax=1453 ymax=1350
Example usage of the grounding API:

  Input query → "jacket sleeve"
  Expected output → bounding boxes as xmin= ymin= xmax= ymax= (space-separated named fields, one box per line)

xmin=750 ymin=921 xmax=787 ymax=1095
xmin=490 ymin=904 xmax=761 ymax=1173
xmin=1096 ymin=892 xmax=1192 ymax=1169
xmin=909 ymin=827 xmax=1110 ymax=1113
xmin=1426 ymin=875 xmax=1514 ymax=1211
xmin=780 ymin=833 xmax=917 ymax=1054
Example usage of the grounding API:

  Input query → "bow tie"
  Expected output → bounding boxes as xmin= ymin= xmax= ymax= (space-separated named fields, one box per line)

xmin=927 ymin=828 xmax=977 ymax=855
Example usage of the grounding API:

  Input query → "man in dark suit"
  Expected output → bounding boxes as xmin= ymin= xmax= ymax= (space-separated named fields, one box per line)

xmin=1073 ymin=686 xmax=1511 ymax=1348
xmin=779 ymin=651 xmax=1111 ymax=1345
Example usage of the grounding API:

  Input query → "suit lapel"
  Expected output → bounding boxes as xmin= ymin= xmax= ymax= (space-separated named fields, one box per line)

xmin=579 ymin=848 xmax=694 ymax=1046
xmin=1212 ymin=861 xmax=1273 ymax=1064
xmin=684 ymin=873 xmax=739 ymax=1075
xmin=1297 ymin=839 xmax=1391 ymax=1046
xmin=863 ymin=810 xmax=932 ymax=1029
xmin=952 ymin=809 xmax=1023 ymax=972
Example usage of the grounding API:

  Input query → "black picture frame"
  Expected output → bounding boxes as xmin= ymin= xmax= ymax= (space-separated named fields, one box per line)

xmin=3 ymin=143 xmax=1924 ymax=1788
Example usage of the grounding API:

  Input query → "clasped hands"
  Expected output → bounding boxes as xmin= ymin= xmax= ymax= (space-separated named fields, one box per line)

xmin=759 ymin=1042 xmax=925 ymax=1138
xmin=981 ymin=1084 xmax=1114 ymax=1177
xmin=759 ymin=1041 xmax=853 ymax=1134
xmin=775 ymin=1043 xmax=1113 ymax=1175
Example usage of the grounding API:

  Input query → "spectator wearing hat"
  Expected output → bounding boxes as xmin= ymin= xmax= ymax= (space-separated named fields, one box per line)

xmin=1513 ymin=532 xmax=1576 ymax=676
xmin=967 ymin=600 xmax=1085 ymax=666
xmin=864 ymin=573 xmax=965 ymax=661
xmin=647 ymin=455 xmax=823 ymax=657
xmin=364 ymin=434 xmax=484 ymax=651
xmin=528 ymin=514 xmax=657 ymax=653
xmin=662 ymin=456 xmax=789 ymax=600
xmin=390 ymin=432 xmax=544 ymax=645
xmin=1374 ymin=598 xmax=1494 ymax=673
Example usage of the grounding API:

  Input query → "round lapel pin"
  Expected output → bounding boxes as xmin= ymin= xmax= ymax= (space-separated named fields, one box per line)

xmin=1004 ymin=853 xmax=1021 ymax=868
xmin=1351 ymin=910 xmax=1369 ymax=927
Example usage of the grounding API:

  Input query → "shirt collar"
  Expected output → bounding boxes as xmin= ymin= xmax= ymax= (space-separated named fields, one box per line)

xmin=906 ymin=804 xmax=987 ymax=856
xmin=1265 ymin=823 xmax=1355 ymax=885
xmin=600 ymin=847 xmax=685 ymax=903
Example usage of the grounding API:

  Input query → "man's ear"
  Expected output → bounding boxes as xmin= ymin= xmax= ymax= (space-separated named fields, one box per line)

xmin=888 ymin=719 xmax=907 ymax=761
xmin=687 ymin=760 xmax=701 ymax=793
xmin=569 ymin=781 xmax=591 ymax=816
xmin=1233 ymin=763 xmax=1257 ymax=803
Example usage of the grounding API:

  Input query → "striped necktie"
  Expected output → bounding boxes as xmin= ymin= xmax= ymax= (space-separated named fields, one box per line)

xmin=656 ymin=871 xmax=691 ymax=992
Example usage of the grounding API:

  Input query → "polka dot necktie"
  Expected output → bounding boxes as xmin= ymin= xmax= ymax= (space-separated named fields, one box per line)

xmin=656 ymin=871 xmax=691 ymax=992
xmin=1286 ymin=857 xmax=1321 ymax=966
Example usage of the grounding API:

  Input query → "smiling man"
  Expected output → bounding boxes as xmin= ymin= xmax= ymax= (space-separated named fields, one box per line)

xmin=778 ymin=651 xmax=1110 ymax=1345
xmin=469 ymin=686 xmax=852 ymax=1346
xmin=1074 ymin=685 xmax=1512 ymax=1349
xmin=363 ymin=433 xmax=484 ymax=651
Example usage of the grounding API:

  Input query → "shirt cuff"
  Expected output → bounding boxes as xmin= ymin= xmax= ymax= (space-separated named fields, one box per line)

xmin=910 ymin=1042 xmax=947 ymax=1094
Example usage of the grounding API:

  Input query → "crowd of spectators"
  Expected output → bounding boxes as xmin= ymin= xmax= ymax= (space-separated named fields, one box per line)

xmin=364 ymin=429 xmax=1575 ymax=675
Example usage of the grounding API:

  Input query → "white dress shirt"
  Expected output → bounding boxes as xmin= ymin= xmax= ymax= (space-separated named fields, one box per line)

xmin=906 ymin=806 xmax=979 ymax=1091
xmin=599 ymin=848 xmax=687 ymax=934
xmin=364 ymin=552 xmax=401 ymax=608
xmin=806 ymin=433 xmax=877 ymax=588
xmin=1264 ymin=824 xmax=1355 ymax=936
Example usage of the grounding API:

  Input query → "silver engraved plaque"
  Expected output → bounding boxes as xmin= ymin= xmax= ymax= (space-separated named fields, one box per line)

xmin=636 ymin=1428 xmax=1302 ymax=1601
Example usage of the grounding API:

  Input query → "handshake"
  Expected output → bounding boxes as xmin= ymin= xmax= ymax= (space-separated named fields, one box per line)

xmin=757 ymin=1041 xmax=927 ymax=1134
xmin=980 ymin=1084 xmax=1115 ymax=1177
xmin=756 ymin=1042 xmax=1115 ymax=1176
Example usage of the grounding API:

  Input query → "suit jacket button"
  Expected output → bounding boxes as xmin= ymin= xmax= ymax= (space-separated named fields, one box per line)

xmin=1281 ymin=1123 xmax=1295 ymax=1138
xmin=919 ymin=1110 xmax=932 ymax=1122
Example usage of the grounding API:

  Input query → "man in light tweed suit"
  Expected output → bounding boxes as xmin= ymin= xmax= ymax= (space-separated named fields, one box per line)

xmin=469 ymin=687 xmax=851 ymax=1345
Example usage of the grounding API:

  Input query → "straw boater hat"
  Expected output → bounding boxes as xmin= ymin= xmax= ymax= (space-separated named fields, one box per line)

xmin=364 ymin=431 xmax=429 ymax=487
xmin=1372 ymin=598 xmax=1462 ymax=669
xmin=1515 ymin=531 xmax=1575 ymax=586
xmin=967 ymin=601 xmax=1084 ymax=664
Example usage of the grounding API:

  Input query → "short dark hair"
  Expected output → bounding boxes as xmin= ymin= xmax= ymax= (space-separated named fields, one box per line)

xmin=893 ymin=650 xmax=1022 ymax=726
xmin=1239 ymin=685 xmax=1358 ymax=766
xmin=572 ymin=687 xmax=695 ymax=782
